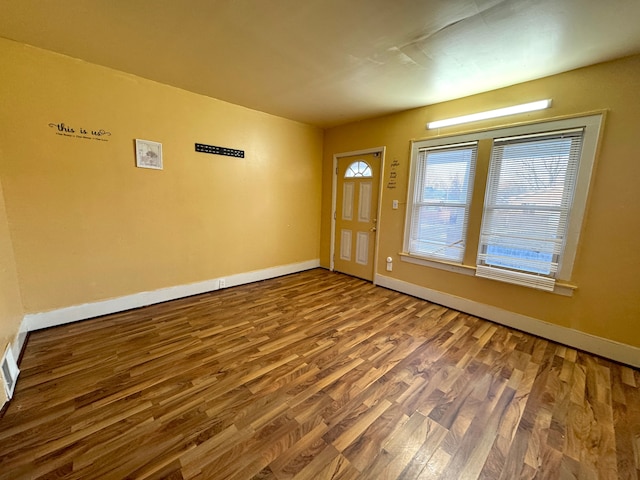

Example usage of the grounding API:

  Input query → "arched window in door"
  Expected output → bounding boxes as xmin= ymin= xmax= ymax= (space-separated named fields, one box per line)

xmin=344 ymin=161 xmax=372 ymax=178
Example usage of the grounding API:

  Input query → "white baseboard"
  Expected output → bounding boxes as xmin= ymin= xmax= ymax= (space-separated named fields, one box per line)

xmin=375 ymin=273 xmax=640 ymax=368
xmin=9 ymin=261 xmax=635 ymax=378
xmin=24 ymin=259 xmax=320 ymax=332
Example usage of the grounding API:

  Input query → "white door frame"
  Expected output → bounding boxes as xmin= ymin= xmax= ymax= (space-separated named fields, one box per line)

xmin=330 ymin=146 xmax=386 ymax=283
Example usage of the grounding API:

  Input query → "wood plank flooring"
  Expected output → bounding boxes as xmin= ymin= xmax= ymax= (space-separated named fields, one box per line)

xmin=0 ymin=269 xmax=638 ymax=479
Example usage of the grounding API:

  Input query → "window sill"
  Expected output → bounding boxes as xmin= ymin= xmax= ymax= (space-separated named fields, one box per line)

xmin=398 ymin=252 xmax=577 ymax=296
xmin=399 ymin=253 xmax=475 ymax=276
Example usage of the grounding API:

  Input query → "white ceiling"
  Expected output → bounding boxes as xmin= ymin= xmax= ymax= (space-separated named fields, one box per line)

xmin=2 ymin=0 xmax=640 ymax=127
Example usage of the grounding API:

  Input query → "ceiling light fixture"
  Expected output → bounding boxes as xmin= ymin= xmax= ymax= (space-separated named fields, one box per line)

xmin=427 ymin=99 xmax=552 ymax=130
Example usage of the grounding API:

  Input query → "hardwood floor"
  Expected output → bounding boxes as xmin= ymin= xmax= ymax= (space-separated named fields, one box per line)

xmin=0 ymin=269 xmax=638 ymax=479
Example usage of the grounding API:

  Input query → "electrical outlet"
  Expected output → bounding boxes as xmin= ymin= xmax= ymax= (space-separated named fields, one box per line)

xmin=219 ymin=278 xmax=226 ymax=288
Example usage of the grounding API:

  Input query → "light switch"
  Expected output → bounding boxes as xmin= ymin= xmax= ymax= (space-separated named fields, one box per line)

xmin=392 ymin=200 xmax=398 ymax=209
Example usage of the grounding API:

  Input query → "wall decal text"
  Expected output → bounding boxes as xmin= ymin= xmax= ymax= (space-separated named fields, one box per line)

xmin=48 ymin=122 xmax=111 ymax=142
xmin=387 ymin=159 xmax=400 ymax=189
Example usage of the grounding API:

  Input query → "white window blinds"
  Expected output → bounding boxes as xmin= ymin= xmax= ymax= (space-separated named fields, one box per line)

xmin=408 ymin=142 xmax=477 ymax=263
xmin=476 ymin=129 xmax=585 ymax=291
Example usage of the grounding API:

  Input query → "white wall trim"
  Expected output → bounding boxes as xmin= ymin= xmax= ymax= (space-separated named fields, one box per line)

xmin=375 ymin=273 xmax=640 ymax=368
xmin=24 ymin=259 xmax=320 ymax=332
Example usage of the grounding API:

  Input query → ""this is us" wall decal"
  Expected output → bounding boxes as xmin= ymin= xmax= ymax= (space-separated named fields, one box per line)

xmin=48 ymin=122 xmax=112 ymax=142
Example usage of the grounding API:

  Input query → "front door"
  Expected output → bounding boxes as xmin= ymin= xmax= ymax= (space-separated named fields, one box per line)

xmin=334 ymin=152 xmax=380 ymax=281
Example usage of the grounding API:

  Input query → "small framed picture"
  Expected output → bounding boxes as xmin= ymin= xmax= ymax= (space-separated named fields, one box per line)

xmin=135 ymin=139 xmax=163 ymax=170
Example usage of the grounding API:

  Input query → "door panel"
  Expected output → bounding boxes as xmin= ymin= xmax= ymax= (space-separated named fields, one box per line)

xmin=334 ymin=152 xmax=380 ymax=281
xmin=342 ymin=182 xmax=354 ymax=220
xmin=340 ymin=229 xmax=352 ymax=261
xmin=355 ymin=231 xmax=369 ymax=265
xmin=358 ymin=182 xmax=372 ymax=222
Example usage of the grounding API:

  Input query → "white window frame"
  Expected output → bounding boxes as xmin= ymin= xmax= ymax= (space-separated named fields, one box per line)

xmin=404 ymin=138 xmax=478 ymax=264
xmin=477 ymin=115 xmax=602 ymax=286
xmin=402 ymin=113 xmax=602 ymax=286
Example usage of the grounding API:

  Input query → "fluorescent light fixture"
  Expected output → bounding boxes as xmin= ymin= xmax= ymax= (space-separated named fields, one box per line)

xmin=427 ymin=99 xmax=551 ymax=129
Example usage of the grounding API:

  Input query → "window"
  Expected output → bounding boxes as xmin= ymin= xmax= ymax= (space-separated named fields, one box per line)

xmin=476 ymin=129 xmax=585 ymax=290
xmin=406 ymin=142 xmax=477 ymax=263
xmin=403 ymin=113 xmax=602 ymax=292
xmin=345 ymin=161 xmax=372 ymax=178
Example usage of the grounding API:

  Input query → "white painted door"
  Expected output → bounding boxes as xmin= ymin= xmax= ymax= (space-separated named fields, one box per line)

xmin=334 ymin=152 xmax=380 ymax=281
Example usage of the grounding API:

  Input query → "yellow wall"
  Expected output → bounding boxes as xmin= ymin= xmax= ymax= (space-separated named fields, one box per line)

xmin=323 ymin=54 xmax=640 ymax=348
xmin=1 ymin=36 xmax=638 ymax=367
xmin=0 ymin=38 xmax=323 ymax=315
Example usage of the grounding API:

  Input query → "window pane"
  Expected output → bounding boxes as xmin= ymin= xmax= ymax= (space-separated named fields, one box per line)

xmin=485 ymin=244 xmax=554 ymax=275
xmin=408 ymin=143 xmax=477 ymax=263
xmin=344 ymin=161 xmax=372 ymax=178
xmin=411 ymin=205 xmax=467 ymax=260
xmin=420 ymin=149 xmax=473 ymax=203
xmin=494 ymin=138 xmax=573 ymax=207
xmin=478 ymin=131 xmax=583 ymax=280
xmin=483 ymin=208 xmax=563 ymax=246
